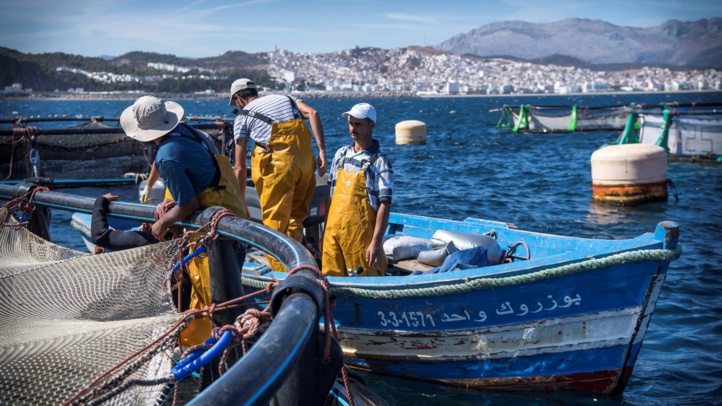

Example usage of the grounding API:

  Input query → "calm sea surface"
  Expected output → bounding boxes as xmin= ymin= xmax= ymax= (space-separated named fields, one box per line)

xmin=1 ymin=92 xmax=721 ymax=405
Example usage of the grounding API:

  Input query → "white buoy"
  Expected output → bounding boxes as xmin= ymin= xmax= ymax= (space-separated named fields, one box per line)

xmin=395 ymin=120 xmax=427 ymax=145
xmin=590 ymin=144 xmax=668 ymax=206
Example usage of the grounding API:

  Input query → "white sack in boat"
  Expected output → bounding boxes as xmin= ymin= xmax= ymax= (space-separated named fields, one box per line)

xmin=417 ymin=241 xmax=458 ymax=267
xmin=430 ymin=230 xmax=503 ymax=265
xmin=382 ymin=235 xmax=441 ymax=261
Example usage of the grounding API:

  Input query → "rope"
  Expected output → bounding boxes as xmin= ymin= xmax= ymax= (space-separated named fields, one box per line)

xmin=3 ymin=125 xmax=37 ymax=180
xmin=503 ymin=241 xmax=530 ymax=262
xmin=122 ymin=172 xmax=149 ymax=184
xmin=179 ymin=208 xmax=235 ymax=253
xmin=61 ymin=209 xmax=349 ymax=404
xmin=154 ymin=199 xmax=177 ymax=221
xmin=169 ymin=208 xmax=237 ymax=279
xmin=1 ymin=185 xmax=49 ymax=228
xmin=141 ymin=199 xmax=182 ymax=240
xmin=243 ymin=246 xmax=682 ymax=300
xmin=63 ymin=283 xmax=277 ymax=405
xmin=63 ymin=318 xmax=190 ymax=406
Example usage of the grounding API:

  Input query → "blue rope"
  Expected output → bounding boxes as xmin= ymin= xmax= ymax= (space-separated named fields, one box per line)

xmin=172 ymin=245 xmax=207 ymax=271
xmin=171 ymin=330 xmax=233 ymax=381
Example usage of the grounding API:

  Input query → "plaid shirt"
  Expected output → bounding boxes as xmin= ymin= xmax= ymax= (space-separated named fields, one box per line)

xmin=328 ymin=140 xmax=393 ymax=212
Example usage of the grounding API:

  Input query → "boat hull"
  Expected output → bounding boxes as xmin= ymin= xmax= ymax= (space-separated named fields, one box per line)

xmin=331 ymin=260 xmax=665 ymax=393
xmin=338 ymin=283 xmax=665 ymax=392
xmin=242 ymin=215 xmax=679 ymax=393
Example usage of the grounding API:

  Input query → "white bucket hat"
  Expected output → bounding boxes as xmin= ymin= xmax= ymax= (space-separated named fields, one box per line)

xmin=342 ymin=102 xmax=376 ymax=123
xmin=120 ymin=96 xmax=184 ymax=142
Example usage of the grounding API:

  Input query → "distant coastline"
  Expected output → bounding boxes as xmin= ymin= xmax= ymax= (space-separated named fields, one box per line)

xmin=2 ymin=89 xmax=721 ymax=102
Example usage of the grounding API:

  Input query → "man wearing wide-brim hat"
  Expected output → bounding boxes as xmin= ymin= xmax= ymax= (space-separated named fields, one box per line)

xmin=121 ymin=95 xmax=246 ymax=237
xmin=121 ymin=95 xmax=247 ymax=346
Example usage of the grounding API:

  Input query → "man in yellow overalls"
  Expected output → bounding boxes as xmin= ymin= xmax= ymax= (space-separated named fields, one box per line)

xmin=229 ymin=79 xmax=327 ymax=272
xmin=121 ymin=96 xmax=247 ymax=346
xmin=322 ymin=103 xmax=393 ymax=277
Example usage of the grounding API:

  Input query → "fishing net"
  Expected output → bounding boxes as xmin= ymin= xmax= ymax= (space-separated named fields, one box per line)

xmin=0 ymin=208 xmax=185 ymax=405
xmin=638 ymin=113 xmax=722 ymax=156
xmin=1 ymin=121 xmax=228 ymax=180
xmin=512 ymin=107 xmax=630 ymax=132
xmin=0 ymin=122 xmax=149 ymax=180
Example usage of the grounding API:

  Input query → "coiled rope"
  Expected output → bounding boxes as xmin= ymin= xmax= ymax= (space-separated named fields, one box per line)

xmin=243 ymin=246 xmax=682 ymax=300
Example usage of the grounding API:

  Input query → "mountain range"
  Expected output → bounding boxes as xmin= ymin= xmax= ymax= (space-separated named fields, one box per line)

xmin=1 ymin=18 xmax=720 ymax=94
xmin=436 ymin=18 xmax=722 ymax=67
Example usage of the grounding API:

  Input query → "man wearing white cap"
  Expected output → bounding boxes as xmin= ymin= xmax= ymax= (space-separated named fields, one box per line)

xmin=229 ymin=78 xmax=327 ymax=271
xmin=322 ymin=102 xmax=393 ymax=277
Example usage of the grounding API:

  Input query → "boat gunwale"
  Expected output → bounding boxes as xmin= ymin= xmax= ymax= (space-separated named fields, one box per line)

xmin=242 ymin=214 xmax=677 ymax=291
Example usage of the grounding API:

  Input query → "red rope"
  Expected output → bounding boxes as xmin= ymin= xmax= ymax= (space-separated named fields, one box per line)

xmin=62 ymin=284 xmax=276 ymax=405
xmin=180 ymin=208 xmax=236 ymax=255
xmin=62 ymin=208 xmax=350 ymax=404
xmin=1 ymin=185 xmax=49 ymax=228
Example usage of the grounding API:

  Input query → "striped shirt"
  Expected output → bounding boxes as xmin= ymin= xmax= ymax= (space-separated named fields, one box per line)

xmin=232 ymin=94 xmax=302 ymax=145
xmin=328 ymin=140 xmax=393 ymax=212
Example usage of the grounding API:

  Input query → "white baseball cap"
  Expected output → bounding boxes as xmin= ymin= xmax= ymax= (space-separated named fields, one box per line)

xmin=228 ymin=78 xmax=257 ymax=105
xmin=120 ymin=96 xmax=184 ymax=142
xmin=342 ymin=102 xmax=376 ymax=123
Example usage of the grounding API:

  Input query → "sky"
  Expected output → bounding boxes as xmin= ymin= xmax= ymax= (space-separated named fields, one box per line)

xmin=1 ymin=0 xmax=720 ymax=59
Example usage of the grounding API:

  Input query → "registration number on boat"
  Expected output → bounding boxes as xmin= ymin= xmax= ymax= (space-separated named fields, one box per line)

xmin=377 ymin=311 xmax=436 ymax=327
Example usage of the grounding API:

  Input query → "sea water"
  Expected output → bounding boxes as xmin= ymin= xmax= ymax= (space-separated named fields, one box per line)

xmin=1 ymin=92 xmax=721 ymax=405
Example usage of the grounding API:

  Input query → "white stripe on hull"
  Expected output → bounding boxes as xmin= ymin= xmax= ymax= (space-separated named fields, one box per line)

xmin=337 ymin=307 xmax=642 ymax=362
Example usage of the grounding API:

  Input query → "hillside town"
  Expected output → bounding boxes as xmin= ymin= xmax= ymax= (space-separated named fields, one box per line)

xmin=4 ymin=47 xmax=722 ymax=97
xmin=267 ymin=48 xmax=722 ymax=94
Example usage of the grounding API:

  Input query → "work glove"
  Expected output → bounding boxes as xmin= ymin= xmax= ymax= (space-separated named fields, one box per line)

xmin=140 ymin=184 xmax=152 ymax=204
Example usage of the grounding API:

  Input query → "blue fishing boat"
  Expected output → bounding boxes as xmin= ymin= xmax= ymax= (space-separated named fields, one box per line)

xmin=241 ymin=212 xmax=681 ymax=394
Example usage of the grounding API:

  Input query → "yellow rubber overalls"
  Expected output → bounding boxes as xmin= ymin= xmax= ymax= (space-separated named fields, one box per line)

xmin=322 ymin=159 xmax=386 ymax=277
xmin=251 ymin=119 xmax=316 ymax=272
xmin=163 ymin=142 xmax=248 ymax=347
